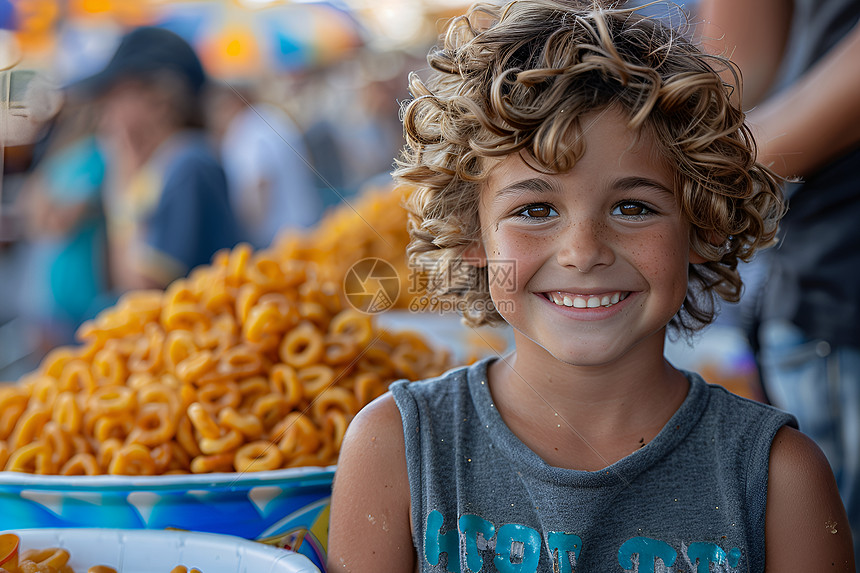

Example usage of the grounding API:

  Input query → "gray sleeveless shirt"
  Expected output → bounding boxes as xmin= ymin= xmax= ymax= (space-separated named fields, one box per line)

xmin=391 ymin=358 xmax=797 ymax=573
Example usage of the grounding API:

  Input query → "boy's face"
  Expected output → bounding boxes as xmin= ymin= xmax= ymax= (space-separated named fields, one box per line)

xmin=471 ymin=108 xmax=704 ymax=368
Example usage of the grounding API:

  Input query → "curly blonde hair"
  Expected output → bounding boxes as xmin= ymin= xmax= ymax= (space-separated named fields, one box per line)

xmin=394 ymin=0 xmax=784 ymax=334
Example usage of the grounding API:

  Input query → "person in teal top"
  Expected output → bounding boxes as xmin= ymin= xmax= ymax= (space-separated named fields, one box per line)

xmin=43 ymin=136 xmax=108 ymax=323
xmin=18 ymin=130 xmax=110 ymax=350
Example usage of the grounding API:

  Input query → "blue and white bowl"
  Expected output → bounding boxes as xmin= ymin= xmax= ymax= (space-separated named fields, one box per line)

xmin=0 ymin=466 xmax=335 ymax=570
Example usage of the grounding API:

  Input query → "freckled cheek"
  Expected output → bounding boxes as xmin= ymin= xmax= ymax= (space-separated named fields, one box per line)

xmin=642 ymin=241 xmax=690 ymax=301
xmin=484 ymin=232 xmax=545 ymax=311
xmin=486 ymin=231 xmax=538 ymax=269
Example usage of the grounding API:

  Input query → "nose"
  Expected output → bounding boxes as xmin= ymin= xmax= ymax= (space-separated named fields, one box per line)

xmin=556 ymin=217 xmax=615 ymax=273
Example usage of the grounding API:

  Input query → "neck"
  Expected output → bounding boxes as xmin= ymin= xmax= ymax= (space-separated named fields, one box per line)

xmin=487 ymin=332 xmax=689 ymax=469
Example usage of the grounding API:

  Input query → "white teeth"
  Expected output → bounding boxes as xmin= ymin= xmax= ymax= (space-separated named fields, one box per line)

xmin=547 ymin=291 xmax=628 ymax=309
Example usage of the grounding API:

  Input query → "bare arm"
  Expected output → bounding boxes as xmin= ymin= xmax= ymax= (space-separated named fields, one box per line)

xmin=697 ymin=0 xmax=793 ymax=107
xmin=327 ymin=393 xmax=416 ymax=572
xmin=747 ymin=21 xmax=860 ymax=178
xmin=699 ymin=0 xmax=860 ymax=178
xmin=765 ymin=426 xmax=854 ymax=571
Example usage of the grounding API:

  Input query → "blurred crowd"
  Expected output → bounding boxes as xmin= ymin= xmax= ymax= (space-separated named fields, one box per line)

xmin=0 ymin=24 xmax=417 ymax=380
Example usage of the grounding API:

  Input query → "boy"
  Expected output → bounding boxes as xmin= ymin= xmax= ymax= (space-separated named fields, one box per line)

xmin=328 ymin=1 xmax=854 ymax=571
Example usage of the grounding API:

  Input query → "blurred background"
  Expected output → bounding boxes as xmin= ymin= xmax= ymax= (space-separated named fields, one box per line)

xmin=0 ymin=0 xmax=479 ymax=380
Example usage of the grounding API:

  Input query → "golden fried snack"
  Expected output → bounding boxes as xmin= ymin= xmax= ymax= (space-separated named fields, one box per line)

xmin=5 ymin=442 xmax=53 ymax=474
xmin=0 ymin=389 xmax=28 ymax=440
xmin=0 ymin=441 xmax=10 ymax=469
xmin=198 ymin=429 xmax=242 ymax=455
xmin=0 ymin=188 xmax=454 ymax=475
xmin=9 ymin=407 xmax=51 ymax=451
xmin=127 ymin=403 xmax=175 ymax=447
xmin=279 ymin=321 xmax=324 ymax=369
xmin=19 ymin=547 xmax=71 ymax=570
xmin=218 ymin=407 xmax=263 ymax=440
xmin=88 ymin=387 xmax=135 ymax=417
xmin=190 ymin=452 xmax=233 ymax=474
xmin=251 ymin=393 xmax=292 ymax=432
xmin=284 ymin=185 xmax=427 ymax=311
xmin=275 ymin=413 xmax=321 ymax=461
xmin=107 ymin=443 xmax=156 ymax=476
xmin=268 ymin=365 xmax=302 ymax=408
xmin=59 ymin=453 xmax=100 ymax=476
xmin=234 ymin=440 xmax=283 ymax=473
xmin=295 ymin=365 xmax=335 ymax=401
xmin=42 ymin=422 xmax=72 ymax=469
xmin=53 ymin=392 xmax=83 ymax=435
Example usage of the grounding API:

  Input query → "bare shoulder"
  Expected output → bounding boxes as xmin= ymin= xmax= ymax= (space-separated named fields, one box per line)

xmin=765 ymin=425 xmax=855 ymax=572
xmin=335 ymin=392 xmax=410 ymax=491
xmin=327 ymin=392 xmax=416 ymax=573
xmin=340 ymin=391 xmax=407 ymax=461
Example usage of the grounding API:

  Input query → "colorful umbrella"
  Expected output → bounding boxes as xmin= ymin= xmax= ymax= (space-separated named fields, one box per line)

xmin=155 ymin=0 xmax=365 ymax=79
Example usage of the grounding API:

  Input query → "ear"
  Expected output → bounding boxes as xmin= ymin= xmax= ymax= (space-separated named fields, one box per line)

xmin=463 ymin=240 xmax=488 ymax=268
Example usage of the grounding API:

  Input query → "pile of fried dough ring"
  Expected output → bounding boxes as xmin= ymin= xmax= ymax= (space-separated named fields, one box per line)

xmin=275 ymin=184 xmax=423 ymax=310
xmin=0 ymin=188 xmax=453 ymax=475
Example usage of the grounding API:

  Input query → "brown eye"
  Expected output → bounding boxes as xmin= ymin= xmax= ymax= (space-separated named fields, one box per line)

xmin=523 ymin=205 xmax=552 ymax=217
xmin=614 ymin=202 xmax=653 ymax=217
xmin=618 ymin=203 xmax=644 ymax=216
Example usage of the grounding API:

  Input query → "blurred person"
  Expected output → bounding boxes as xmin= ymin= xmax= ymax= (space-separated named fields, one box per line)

xmin=293 ymin=67 xmax=352 ymax=210
xmin=700 ymin=0 xmax=860 ymax=565
xmin=14 ymin=100 xmax=108 ymax=353
xmin=341 ymin=74 xmax=405 ymax=189
xmin=206 ymin=83 xmax=322 ymax=249
xmin=71 ymin=26 xmax=244 ymax=292
xmin=296 ymin=59 xmax=405 ymax=209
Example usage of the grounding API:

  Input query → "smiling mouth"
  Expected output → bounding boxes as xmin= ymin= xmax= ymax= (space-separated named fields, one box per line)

xmin=544 ymin=291 xmax=630 ymax=309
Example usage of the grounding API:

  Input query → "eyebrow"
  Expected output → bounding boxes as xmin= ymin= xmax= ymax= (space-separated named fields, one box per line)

xmin=613 ymin=176 xmax=674 ymax=195
xmin=614 ymin=177 xmax=675 ymax=197
xmin=492 ymin=175 xmax=673 ymax=201
xmin=492 ymin=178 xmax=557 ymax=200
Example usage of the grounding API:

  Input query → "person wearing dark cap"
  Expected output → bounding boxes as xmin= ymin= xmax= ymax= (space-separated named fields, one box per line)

xmin=71 ymin=26 xmax=244 ymax=291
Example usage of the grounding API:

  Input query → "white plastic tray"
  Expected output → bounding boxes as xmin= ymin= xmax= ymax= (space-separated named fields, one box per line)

xmin=3 ymin=528 xmax=321 ymax=573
